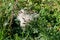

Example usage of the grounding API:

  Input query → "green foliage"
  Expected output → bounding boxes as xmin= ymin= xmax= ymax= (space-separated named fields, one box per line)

xmin=14 ymin=34 xmax=21 ymax=40
xmin=0 ymin=0 xmax=60 ymax=40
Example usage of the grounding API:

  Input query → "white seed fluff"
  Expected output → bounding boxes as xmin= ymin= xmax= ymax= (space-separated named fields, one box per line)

xmin=17 ymin=9 xmax=39 ymax=30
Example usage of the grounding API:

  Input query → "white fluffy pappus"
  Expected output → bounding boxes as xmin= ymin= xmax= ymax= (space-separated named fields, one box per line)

xmin=17 ymin=9 xmax=39 ymax=30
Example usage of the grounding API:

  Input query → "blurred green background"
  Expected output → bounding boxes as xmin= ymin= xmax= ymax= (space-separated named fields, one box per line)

xmin=0 ymin=0 xmax=60 ymax=40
